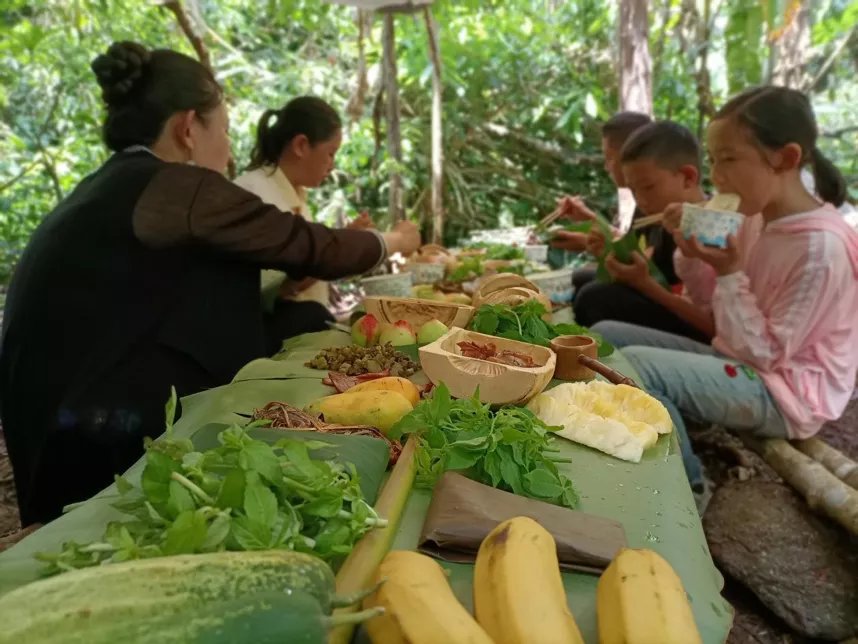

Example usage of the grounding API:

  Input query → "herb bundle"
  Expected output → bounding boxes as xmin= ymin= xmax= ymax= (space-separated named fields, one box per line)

xmin=470 ymin=300 xmax=614 ymax=357
xmin=37 ymin=394 xmax=384 ymax=574
xmin=388 ymin=384 xmax=579 ymax=509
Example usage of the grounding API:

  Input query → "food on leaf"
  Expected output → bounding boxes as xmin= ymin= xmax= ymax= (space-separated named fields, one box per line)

xmin=305 ymin=390 xmax=415 ymax=436
xmin=378 ymin=320 xmax=417 ymax=347
xmin=346 ymin=376 xmax=421 ymax=407
xmin=306 ymin=345 xmax=418 ymax=377
xmin=351 ymin=314 xmax=381 ymax=347
xmin=527 ymin=382 xmax=671 ymax=463
xmin=417 ymin=319 xmax=449 ymax=345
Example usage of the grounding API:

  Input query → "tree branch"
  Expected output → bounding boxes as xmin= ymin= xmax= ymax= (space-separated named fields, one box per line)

xmin=160 ymin=0 xmax=211 ymax=70
xmin=803 ymin=25 xmax=857 ymax=93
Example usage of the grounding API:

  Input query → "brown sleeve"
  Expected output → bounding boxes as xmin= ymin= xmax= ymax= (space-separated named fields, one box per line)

xmin=132 ymin=163 xmax=386 ymax=279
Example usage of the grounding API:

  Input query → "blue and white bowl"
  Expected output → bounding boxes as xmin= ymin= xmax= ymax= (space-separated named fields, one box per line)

xmin=403 ymin=262 xmax=446 ymax=285
xmin=528 ymin=269 xmax=574 ymax=304
xmin=361 ymin=272 xmax=413 ymax=297
xmin=681 ymin=204 xmax=744 ymax=249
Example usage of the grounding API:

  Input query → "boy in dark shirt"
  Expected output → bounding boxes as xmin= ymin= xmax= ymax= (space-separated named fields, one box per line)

xmin=573 ymin=121 xmax=710 ymax=342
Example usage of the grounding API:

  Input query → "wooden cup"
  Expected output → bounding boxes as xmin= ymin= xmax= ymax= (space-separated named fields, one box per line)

xmin=550 ymin=335 xmax=598 ymax=381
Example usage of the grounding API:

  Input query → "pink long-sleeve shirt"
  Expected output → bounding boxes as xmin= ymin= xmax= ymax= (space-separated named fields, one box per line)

xmin=710 ymin=206 xmax=858 ymax=438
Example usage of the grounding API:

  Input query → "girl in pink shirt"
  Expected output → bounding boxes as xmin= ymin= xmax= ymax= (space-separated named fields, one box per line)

xmin=593 ymin=86 xmax=857 ymax=491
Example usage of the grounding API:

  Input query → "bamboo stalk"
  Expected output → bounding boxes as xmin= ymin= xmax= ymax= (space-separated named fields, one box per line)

xmin=743 ymin=437 xmax=858 ymax=536
xmin=328 ymin=439 xmax=417 ymax=644
xmin=793 ymin=438 xmax=858 ymax=490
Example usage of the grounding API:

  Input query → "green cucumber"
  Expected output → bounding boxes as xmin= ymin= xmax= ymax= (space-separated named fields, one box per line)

xmin=0 ymin=550 xmax=362 ymax=643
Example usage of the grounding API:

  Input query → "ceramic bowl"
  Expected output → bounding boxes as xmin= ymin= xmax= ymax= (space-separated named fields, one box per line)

xmin=403 ymin=262 xmax=446 ymax=285
xmin=363 ymin=296 xmax=475 ymax=329
xmin=419 ymin=327 xmax=555 ymax=405
xmin=681 ymin=204 xmax=744 ymax=249
xmin=360 ymin=272 xmax=413 ymax=298
xmin=527 ymin=269 xmax=574 ymax=304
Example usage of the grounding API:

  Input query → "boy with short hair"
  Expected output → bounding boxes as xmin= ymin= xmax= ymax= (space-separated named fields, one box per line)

xmin=551 ymin=111 xmax=652 ymax=255
xmin=573 ymin=120 xmax=712 ymax=341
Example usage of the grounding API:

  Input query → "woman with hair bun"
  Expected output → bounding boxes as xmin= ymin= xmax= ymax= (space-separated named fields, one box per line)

xmin=236 ymin=96 xmax=371 ymax=324
xmin=0 ymin=42 xmax=420 ymax=524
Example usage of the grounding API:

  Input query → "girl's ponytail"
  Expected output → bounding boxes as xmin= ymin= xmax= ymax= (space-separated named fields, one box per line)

xmin=247 ymin=109 xmax=280 ymax=171
xmin=810 ymin=147 xmax=847 ymax=207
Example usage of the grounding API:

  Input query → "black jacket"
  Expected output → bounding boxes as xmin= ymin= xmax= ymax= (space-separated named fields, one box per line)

xmin=0 ymin=150 xmax=384 ymax=523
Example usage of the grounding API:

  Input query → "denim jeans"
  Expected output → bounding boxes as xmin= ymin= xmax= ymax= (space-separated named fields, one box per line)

xmin=592 ymin=321 xmax=788 ymax=491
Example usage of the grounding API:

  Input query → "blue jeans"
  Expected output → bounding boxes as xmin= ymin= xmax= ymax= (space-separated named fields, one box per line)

xmin=592 ymin=321 xmax=788 ymax=491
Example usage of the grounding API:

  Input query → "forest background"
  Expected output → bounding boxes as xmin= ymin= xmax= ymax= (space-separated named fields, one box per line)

xmin=0 ymin=0 xmax=856 ymax=284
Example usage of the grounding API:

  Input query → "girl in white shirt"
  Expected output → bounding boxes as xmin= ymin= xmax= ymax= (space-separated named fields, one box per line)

xmin=236 ymin=97 xmax=371 ymax=342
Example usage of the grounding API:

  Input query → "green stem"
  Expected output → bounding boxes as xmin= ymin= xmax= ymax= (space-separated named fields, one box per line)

xmin=281 ymin=474 xmax=317 ymax=494
xmin=547 ymin=456 xmax=573 ymax=464
xmin=336 ymin=510 xmax=389 ymax=528
xmin=170 ymin=472 xmax=215 ymax=505
xmin=324 ymin=607 xmax=385 ymax=628
xmin=301 ymin=535 xmax=317 ymax=549
xmin=330 ymin=582 xmax=383 ymax=608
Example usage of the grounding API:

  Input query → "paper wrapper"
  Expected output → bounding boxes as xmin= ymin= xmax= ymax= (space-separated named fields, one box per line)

xmin=418 ymin=472 xmax=627 ymax=574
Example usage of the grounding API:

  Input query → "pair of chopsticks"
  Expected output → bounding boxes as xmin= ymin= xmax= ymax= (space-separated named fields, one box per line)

xmin=630 ymin=212 xmax=665 ymax=230
xmin=535 ymin=207 xmax=564 ymax=231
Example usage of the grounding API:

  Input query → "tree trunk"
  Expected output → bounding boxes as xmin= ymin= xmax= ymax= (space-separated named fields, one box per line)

xmin=793 ymin=438 xmax=858 ymax=490
xmin=382 ymin=13 xmax=404 ymax=223
xmin=772 ymin=0 xmax=811 ymax=88
xmin=743 ymin=437 xmax=858 ymax=536
xmin=423 ymin=7 xmax=444 ymax=244
xmin=617 ymin=0 xmax=652 ymax=233
xmin=160 ymin=0 xmax=237 ymax=179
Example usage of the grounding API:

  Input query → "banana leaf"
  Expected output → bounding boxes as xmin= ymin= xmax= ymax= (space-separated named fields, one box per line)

xmin=0 ymin=399 xmax=390 ymax=596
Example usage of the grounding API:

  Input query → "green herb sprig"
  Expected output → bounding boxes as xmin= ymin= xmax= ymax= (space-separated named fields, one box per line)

xmin=389 ymin=384 xmax=579 ymax=509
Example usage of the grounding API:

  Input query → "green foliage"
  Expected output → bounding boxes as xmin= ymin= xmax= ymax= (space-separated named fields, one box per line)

xmin=0 ymin=0 xmax=855 ymax=285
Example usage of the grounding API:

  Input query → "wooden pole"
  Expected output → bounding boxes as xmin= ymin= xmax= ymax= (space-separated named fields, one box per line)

xmin=382 ymin=12 xmax=404 ymax=223
xmin=423 ymin=6 xmax=444 ymax=244
xmin=616 ymin=0 xmax=652 ymax=233
xmin=743 ymin=437 xmax=858 ymax=536
xmin=160 ymin=0 xmax=236 ymax=179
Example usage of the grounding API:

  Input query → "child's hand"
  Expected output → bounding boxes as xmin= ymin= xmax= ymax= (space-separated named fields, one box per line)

xmin=605 ymin=251 xmax=651 ymax=288
xmin=585 ymin=228 xmax=607 ymax=257
xmin=550 ymin=230 xmax=588 ymax=251
xmin=673 ymin=231 xmax=741 ymax=276
xmin=557 ymin=195 xmax=597 ymax=222
xmin=662 ymin=203 xmax=683 ymax=234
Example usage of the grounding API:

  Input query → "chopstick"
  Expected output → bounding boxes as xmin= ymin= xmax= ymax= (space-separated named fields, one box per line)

xmin=630 ymin=212 xmax=665 ymax=230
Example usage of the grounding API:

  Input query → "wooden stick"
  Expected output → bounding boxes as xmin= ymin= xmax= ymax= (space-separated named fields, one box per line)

xmin=793 ymin=438 xmax=858 ymax=490
xmin=577 ymin=355 xmax=639 ymax=388
xmin=328 ymin=439 xmax=417 ymax=644
xmin=742 ymin=436 xmax=858 ymax=536
xmin=630 ymin=212 xmax=665 ymax=230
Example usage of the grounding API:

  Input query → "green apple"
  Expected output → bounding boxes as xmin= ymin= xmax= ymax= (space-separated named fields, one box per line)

xmin=417 ymin=319 xmax=449 ymax=345
xmin=378 ymin=320 xmax=417 ymax=346
xmin=351 ymin=314 xmax=381 ymax=346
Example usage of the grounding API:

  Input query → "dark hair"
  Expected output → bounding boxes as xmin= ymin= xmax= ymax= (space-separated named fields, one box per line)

xmin=620 ymin=120 xmax=702 ymax=173
xmin=91 ymin=41 xmax=222 ymax=152
xmin=715 ymin=86 xmax=846 ymax=207
xmin=601 ymin=111 xmax=653 ymax=148
xmin=247 ymin=96 xmax=342 ymax=171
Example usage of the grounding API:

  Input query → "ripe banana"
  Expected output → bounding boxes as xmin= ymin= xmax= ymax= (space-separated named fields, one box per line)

xmin=363 ymin=550 xmax=494 ymax=644
xmin=597 ymin=547 xmax=703 ymax=644
xmin=474 ymin=516 xmax=583 ymax=644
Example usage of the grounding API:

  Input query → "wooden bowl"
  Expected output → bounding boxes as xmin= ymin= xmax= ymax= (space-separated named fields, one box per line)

xmin=419 ymin=327 xmax=556 ymax=405
xmin=472 ymin=273 xmax=541 ymax=308
xmin=550 ymin=335 xmax=598 ymax=381
xmin=364 ymin=296 xmax=475 ymax=329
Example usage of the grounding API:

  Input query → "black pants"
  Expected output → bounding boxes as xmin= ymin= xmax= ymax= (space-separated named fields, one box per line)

xmin=572 ymin=275 xmax=710 ymax=344
xmin=263 ymin=300 xmax=334 ymax=355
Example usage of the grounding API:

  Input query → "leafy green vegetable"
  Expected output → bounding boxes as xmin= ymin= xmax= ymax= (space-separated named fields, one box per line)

xmin=389 ymin=384 xmax=579 ymax=509
xmin=36 ymin=423 xmax=385 ymax=574
xmin=447 ymin=256 xmax=485 ymax=283
xmin=464 ymin=242 xmax=526 ymax=261
xmin=470 ymin=300 xmax=614 ymax=357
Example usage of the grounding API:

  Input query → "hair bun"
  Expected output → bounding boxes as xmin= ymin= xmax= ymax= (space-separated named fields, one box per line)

xmin=91 ymin=41 xmax=151 ymax=106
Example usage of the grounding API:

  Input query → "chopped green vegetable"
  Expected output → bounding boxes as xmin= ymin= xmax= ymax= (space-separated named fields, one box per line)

xmin=470 ymin=300 xmax=614 ymax=357
xmin=447 ymin=256 xmax=485 ymax=283
xmin=37 ymin=423 xmax=385 ymax=574
xmin=464 ymin=242 xmax=526 ymax=261
xmin=389 ymin=384 xmax=579 ymax=509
